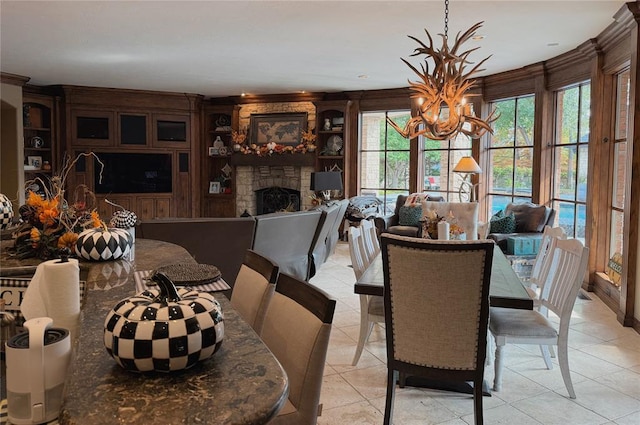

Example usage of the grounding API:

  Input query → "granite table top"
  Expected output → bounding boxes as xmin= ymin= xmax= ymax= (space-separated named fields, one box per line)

xmin=2 ymin=239 xmax=289 ymax=425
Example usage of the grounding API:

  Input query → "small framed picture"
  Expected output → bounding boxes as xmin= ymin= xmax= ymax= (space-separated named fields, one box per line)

xmin=208 ymin=147 xmax=219 ymax=156
xmin=209 ymin=181 xmax=221 ymax=194
xmin=28 ymin=156 xmax=42 ymax=169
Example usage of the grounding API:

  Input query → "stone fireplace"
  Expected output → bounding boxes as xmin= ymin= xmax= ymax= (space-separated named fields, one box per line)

xmin=235 ymin=165 xmax=315 ymax=215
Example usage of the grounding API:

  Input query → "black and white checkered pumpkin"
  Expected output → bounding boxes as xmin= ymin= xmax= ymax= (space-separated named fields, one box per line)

xmin=75 ymin=227 xmax=132 ymax=261
xmin=0 ymin=193 xmax=13 ymax=230
xmin=103 ymin=271 xmax=224 ymax=372
xmin=110 ymin=210 xmax=137 ymax=229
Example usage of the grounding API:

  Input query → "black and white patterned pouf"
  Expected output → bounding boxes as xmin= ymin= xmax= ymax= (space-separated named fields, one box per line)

xmin=103 ymin=272 xmax=224 ymax=372
xmin=0 ymin=193 xmax=13 ymax=230
xmin=75 ymin=227 xmax=132 ymax=261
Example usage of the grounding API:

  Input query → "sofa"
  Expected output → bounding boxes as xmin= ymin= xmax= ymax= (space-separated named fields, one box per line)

xmin=487 ymin=202 xmax=556 ymax=252
xmin=374 ymin=194 xmax=445 ymax=238
xmin=138 ymin=204 xmax=347 ymax=287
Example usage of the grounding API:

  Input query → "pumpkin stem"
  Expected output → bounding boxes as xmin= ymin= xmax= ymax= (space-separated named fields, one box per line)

xmin=150 ymin=271 xmax=182 ymax=304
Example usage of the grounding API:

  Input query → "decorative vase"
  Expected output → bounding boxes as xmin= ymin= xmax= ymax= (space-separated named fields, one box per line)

xmin=0 ymin=194 xmax=14 ymax=230
xmin=103 ymin=271 xmax=224 ymax=372
xmin=233 ymin=143 xmax=241 ymax=152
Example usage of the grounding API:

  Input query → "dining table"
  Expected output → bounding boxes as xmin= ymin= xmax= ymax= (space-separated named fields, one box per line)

xmin=1 ymin=238 xmax=289 ymax=425
xmin=355 ymin=243 xmax=534 ymax=310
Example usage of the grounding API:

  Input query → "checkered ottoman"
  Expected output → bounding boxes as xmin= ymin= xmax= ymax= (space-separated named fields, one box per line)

xmin=104 ymin=287 xmax=224 ymax=372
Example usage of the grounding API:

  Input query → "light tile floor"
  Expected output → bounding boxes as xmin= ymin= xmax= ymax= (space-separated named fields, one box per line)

xmin=308 ymin=241 xmax=640 ymax=425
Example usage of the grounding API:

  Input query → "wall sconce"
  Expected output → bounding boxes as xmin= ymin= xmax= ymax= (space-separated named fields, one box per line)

xmin=310 ymin=171 xmax=343 ymax=202
xmin=453 ymin=156 xmax=481 ymax=202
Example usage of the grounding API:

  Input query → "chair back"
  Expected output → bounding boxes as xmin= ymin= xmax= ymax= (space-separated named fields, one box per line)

xmin=381 ymin=234 xmax=494 ymax=373
xmin=538 ymin=238 xmax=589 ymax=324
xmin=230 ymin=250 xmax=279 ymax=335
xmin=348 ymin=226 xmax=369 ymax=280
xmin=530 ymin=226 xmax=566 ymax=285
xmin=421 ymin=201 xmax=479 ymax=240
xmin=261 ymin=273 xmax=336 ymax=425
xmin=359 ymin=219 xmax=380 ymax=261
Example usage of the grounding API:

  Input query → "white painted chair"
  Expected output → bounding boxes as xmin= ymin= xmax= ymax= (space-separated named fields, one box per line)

xmin=359 ymin=219 xmax=380 ymax=262
xmin=527 ymin=226 xmax=567 ymax=303
xmin=490 ymin=238 xmax=589 ymax=399
xmin=348 ymin=226 xmax=384 ymax=366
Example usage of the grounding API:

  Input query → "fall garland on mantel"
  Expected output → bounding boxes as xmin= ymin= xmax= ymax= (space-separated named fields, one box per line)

xmin=234 ymin=129 xmax=317 ymax=156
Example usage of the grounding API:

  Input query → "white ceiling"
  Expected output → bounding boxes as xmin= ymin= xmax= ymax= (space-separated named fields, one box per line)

xmin=0 ymin=1 xmax=626 ymax=98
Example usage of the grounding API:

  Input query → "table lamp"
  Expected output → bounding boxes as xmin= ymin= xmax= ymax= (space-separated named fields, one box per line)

xmin=310 ymin=171 xmax=343 ymax=202
xmin=453 ymin=156 xmax=481 ymax=202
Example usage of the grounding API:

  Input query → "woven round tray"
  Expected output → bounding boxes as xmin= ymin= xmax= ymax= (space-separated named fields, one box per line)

xmin=151 ymin=263 xmax=222 ymax=286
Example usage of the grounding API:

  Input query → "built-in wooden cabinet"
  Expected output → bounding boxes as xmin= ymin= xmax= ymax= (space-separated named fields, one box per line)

xmin=23 ymin=93 xmax=58 ymax=195
xmin=63 ymin=86 xmax=201 ymax=218
xmin=314 ymin=100 xmax=351 ymax=199
xmin=201 ymin=105 xmax=239 ymax=217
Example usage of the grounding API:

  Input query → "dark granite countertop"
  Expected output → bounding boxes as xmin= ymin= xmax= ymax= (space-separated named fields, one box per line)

xmin=3 ymin=239 xmax=288 ymax=425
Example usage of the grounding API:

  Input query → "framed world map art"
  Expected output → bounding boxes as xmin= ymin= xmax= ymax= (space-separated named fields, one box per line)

xmin=249 ymin=112 xmax=307 ymax=146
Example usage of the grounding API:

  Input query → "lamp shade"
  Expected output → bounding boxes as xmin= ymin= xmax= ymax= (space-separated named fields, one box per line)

xmin=453 ymin=156 xmax=482 ymax=174
xmin=310 ymin=171 xmax=343 ymax=191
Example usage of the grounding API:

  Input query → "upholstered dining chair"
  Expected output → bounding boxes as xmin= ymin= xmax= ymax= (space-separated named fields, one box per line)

xmin=380 ymin=234 xmax=495 ymax=425
xmin=421 ymin=200 xmax=480 ymax=240
xmin=490 ymin=238 xmax=589 ymax=399
xmin=230 ymin=249 xmax=279 ymax=335
xmin=261 ymin=273 xmax=336 ymax=425
xmin=348 ymin=225 xmax=384 ymax=366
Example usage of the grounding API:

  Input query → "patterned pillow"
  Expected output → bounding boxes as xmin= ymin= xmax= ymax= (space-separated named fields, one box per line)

xmin=490 ymin=211 xmax=516 ymax=234
xmin=398 ymin=205 xmax=423 ymax=226
xmin=404 ymin=193 xmax=429 ymax=206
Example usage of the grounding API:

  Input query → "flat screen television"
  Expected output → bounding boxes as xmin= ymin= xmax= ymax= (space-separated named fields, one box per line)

xmin=95 ymin=153 xmax=172 ymax=194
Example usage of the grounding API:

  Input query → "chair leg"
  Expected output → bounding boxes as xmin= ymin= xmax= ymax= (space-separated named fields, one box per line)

xmin=383 ymin=369 xmax=397 ymax=425
xmin=557 ymin=340 xmax=576 ymax=399
xmin=473 ymin=377 xmax=484 ymax=425
xmin=352 ymin=295 xmax=374 ymax=366
xmin=493 ymin=342 xmax=504 ymax=391
xmin=549 ymin=344 xmax=556 ymax=358
xmin=540 ymin=344 xmax=553 ymax=370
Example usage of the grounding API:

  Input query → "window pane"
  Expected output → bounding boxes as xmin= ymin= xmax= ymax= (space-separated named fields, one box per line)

xmin=577 ymin=145 xmax=588 ymax=202
xmin=579 ymin=84 xmax=591 ymax=144
xmin=557 ymin=86 xmax=580 ymax=144
xmin=615 ymin=69 xmax=630 ymax=140
xmin=514 ymin=147 xmax=533 ymax=196
xmin=554 ymin=145 xmax=578 ymax=201
xmin=515 ymin=96 xmax=535 ymax=147
xmin=576 ymin=204 xmax=586 ymax=242
xmin=360 ymin=151 xmax=382 ymax=189
xmin=490 ymin=149 xmax=513 ymax=194
xmin=491 ymin=99 xmax=515 ymax=147
xmin=489 ymin=195 xmax=511 ymax=215
xmin=385 ymin=150 xmax=409 ymax=189
xmin=361 ymin=112 xmax=385 ymax=150
xmin=612 ymin=142 xmax=627 ymax=209
xmin=610 ymin=210 xmax=625 ymax=257
xmin=556 ymin=201 xmax=576 ymax=238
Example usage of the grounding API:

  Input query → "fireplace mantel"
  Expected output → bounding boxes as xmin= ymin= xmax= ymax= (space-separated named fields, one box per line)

xmin=229 ymin=153 xmax=315 ymax=167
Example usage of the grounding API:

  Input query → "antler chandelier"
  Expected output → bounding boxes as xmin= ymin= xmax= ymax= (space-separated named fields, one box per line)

xmin=388 ymin=0 xmax=498 ymax=141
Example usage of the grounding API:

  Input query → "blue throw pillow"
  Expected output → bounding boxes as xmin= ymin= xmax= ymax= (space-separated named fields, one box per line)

xmin=398 ymin=205 xmax=422 ymax=226
xmin=490 ymin=211 xmax=516 ymax=233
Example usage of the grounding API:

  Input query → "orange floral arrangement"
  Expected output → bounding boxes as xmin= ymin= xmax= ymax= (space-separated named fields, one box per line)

xmin=237 ymin=128 xmax=316 ymax=156
xmin=11 ymin=153 xmax=105 ymax=260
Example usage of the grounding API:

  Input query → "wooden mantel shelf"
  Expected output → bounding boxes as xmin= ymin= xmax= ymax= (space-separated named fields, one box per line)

xmin=229 ymin=153 xmax=315 ymax=167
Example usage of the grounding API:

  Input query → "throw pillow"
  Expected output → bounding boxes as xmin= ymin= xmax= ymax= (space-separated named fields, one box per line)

xmin=398 ymin=205 xmax=423 ymax=226
xmin=490 ymin=211 xmax=516 ymax=234
xmin=404 ymin=192 xmax=428 ymax=206
xmin=506 ymin=203 xmax=549 ymax=233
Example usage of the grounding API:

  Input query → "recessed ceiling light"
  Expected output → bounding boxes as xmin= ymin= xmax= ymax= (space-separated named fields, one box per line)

xmin=547 ymin=42 xmax=559 ymax=47
xmin=472 ymin=35 xmax=485 ymax=41
xmin=240 ymin=92 xmax=246 ymax=97
xmin=358 ymin=74 xmax=369 ymax=79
